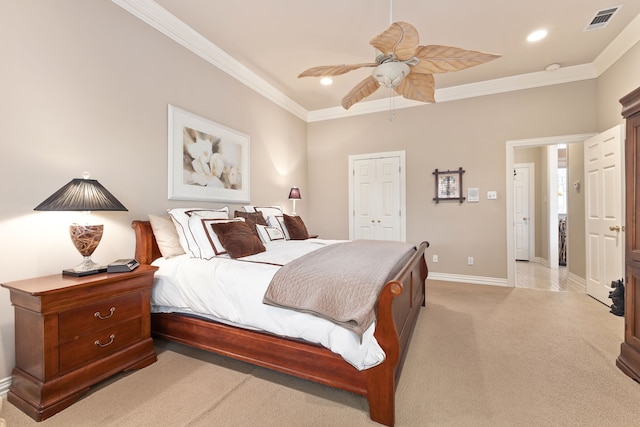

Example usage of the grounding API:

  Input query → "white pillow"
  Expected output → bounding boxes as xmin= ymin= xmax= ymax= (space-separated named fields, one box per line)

xmin=148 ymin=214 xmax=185 ymax=258
xmin=256 ymin=224 xmax=285 ymax=243
xmin=168 ymin=207 xmax=229 ymax=257
xmin=255 ymin=206 xmax=283 ymax=219
xmin=189 ymin=217 xmax=244 ymax=259
xmin=273 ymin=215 xmax=291 ymax=240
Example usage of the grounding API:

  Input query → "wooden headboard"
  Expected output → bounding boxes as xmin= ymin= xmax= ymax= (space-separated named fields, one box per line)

xmin=132 ymin=220 xmax=162 ymax=265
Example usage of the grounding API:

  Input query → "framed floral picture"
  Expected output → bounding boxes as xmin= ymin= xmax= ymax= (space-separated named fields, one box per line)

xmin=168 ymin=105 xmax=250 ymax=203
xmin=433 ymin=167 xmax=466 ymax=203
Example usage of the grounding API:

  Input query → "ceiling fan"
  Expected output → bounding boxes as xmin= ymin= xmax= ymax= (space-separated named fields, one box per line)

xmin=298 ymin=21 xmax=501 ymax=110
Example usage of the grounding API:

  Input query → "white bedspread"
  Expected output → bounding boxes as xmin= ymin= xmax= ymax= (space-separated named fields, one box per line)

xmin=150 ymin=239 xmax=386 ymax=370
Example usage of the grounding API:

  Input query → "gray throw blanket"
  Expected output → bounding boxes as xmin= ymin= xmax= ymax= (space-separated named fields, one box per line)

xmin=263 ymin=240 xmax=415 ymax=338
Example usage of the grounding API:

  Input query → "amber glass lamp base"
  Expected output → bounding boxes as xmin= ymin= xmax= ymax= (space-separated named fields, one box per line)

xmin=62 ymin=224 xmax=107 ymax=277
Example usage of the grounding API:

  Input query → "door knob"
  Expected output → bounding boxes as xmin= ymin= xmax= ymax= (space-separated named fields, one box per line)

xmin=523 ymin=217 xmax=528 ymax=221
xmin=609 ymin=225 xmax=621 ymax=232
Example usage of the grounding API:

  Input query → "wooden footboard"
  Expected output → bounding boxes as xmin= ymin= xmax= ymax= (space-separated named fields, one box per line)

xmin=132 ymin=220 xmax=428 ymax=426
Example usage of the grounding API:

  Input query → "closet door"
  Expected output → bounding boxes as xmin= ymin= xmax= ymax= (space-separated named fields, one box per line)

xmin=352 ymin=155 xmax=402 ymax=241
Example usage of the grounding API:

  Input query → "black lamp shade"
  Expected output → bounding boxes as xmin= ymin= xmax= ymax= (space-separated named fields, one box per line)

xmin=288 ymin=187 xmax=301 ymax=200
xmin=34 ymin=178 xmax=127 ymax=212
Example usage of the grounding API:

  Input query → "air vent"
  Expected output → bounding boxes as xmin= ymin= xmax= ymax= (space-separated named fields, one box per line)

xmin=584 ymin=5 xmax=622 ymax=31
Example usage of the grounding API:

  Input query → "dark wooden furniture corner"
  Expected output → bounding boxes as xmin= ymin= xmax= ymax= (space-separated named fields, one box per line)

xmin=1 ymin=265 xmax=158 ymax=421
xmin=618 ymin=85 xmax=640 ymax=381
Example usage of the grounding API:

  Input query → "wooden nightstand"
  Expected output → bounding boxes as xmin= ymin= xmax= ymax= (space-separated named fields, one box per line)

xmin=1 ymin=265 xmax=158 ymax=421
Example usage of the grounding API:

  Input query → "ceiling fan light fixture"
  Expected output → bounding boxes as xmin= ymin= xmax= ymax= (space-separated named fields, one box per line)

xmin=320 ymin=77 xmax=333 ymax=86
xmin=299 ymin=20 xmax=500 ymax=110
xmin=372 ymin=61 xmax=410 ymax=88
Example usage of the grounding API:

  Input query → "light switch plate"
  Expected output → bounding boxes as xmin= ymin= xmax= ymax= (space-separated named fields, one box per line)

xmin=467 ymin=188 xmax=479 ymax=202
xmin=487 ymin=191 xmax=497 ymax=200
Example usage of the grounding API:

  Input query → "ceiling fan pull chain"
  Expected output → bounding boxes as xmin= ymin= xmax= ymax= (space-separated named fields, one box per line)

xmin=388 ymin=87 xmax=396 ymax=121
xmin=389 ymin=0 xmax=394 ymax=25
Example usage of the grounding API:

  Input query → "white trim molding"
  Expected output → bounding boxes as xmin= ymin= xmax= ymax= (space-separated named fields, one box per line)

xmin=111 ymin=0 xmax=308 ymax=121
xmin=113 ymin=1 xmax=640 ymax=122
xmin=0 ymin=376 xmax=11 ymax=398
xmin=427 ymin=273 xmax=509 ymax=287
xmin=506 ymin=133 xmax=596 ymax=287
xmin=568 ymin=272 xmax=586 ymax=289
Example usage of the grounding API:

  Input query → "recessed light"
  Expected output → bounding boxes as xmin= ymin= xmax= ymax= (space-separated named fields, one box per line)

xmin=320 ymin=77 xmax=333 ymax=86
xmin=527 ymin=29 xmax=548 ymax=42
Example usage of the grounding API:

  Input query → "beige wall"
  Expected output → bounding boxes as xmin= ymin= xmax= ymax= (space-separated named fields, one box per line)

xmin=0 ymin=1 xmax=637 ymax=384
xmin=567 ymin=143 xmax=586 ymax=280
xmin=597 ymin=41 xmax=640 ymax=131
xmin=308 ymin=82 xmax=597 ymax=279
xmin=0 ymin=2 xmax=306 ymax=379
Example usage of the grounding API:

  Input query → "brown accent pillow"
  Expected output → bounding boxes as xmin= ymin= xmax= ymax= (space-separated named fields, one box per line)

xmin=283 ymin=214 xmax=309 ymax=240
xmin=233 ymin=210 xmax=268 ymax=236
xmin=210 ymin=221 xmax=266 ymax=258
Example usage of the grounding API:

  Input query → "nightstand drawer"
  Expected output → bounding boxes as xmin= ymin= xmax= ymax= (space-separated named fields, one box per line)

xmin=59 ymin=292 xmax=142 ymax=341
xmin=59 ymin=317 xmax=143 ymax=373
xmin=2 ymin=265 xmax=158 ymax=421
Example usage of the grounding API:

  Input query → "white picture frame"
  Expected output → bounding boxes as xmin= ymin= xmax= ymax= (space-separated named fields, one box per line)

xmin=168 ymin=105 xmax=250 ymax=203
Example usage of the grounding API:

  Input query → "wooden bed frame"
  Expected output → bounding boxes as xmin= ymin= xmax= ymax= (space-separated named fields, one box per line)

xmin=132 ymin=220 xmax=428 ymax=426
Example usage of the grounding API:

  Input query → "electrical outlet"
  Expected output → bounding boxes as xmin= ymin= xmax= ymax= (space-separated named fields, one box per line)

xmin=433 ymin=254 xmax=438 ymax=263
xmin=467 ymin=257 xmax=474 ymax=265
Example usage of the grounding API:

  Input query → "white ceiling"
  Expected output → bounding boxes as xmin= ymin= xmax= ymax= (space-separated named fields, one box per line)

xmin=116 ymin=1 xmax=640 ymax=120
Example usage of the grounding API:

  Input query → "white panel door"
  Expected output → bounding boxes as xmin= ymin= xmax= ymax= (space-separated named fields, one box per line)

xmin=353 ymin=158 xmax=375 ymax=239
xmin=584 ymin=125 xmax=624 ymax=305
xmin=353 ymin=156 xmax=401 ymax=241
xmin=514 ymin=165 xmax=532 ymax=261
xmin=378 ymin=157 xmax=401 ymax=240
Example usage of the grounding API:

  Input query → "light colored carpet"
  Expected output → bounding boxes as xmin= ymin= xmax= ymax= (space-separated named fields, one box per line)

xmin=1 ymin=280 xmax=639 ymax=426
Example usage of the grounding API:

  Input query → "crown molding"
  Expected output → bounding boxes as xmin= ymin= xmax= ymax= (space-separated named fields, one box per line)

xmin=111 ymin=0 xmax=308 ymax=121
xmin=114 ymin=1 xmax=640 ymax=123
xmin=307 ymin=64 xmax=598 ymax=122
xmin=593 ymin=11 xmax=640 ymax=76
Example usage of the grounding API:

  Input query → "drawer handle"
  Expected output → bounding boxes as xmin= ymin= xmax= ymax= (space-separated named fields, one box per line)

xmin=94 ymin=307 xmax=116 ymax=320
xmin=94 ymin=334 xmax=115 ymax=348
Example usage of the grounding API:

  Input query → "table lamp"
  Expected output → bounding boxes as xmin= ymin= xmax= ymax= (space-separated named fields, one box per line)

xmin=288 ymin=187 xmax=301 ymax=215
xmin=34 ymin=172 xmax=128 ymax=276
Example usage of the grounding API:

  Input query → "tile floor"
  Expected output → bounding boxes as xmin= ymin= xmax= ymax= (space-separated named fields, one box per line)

xmin=515 ymin=261 xmax=585 ymax=293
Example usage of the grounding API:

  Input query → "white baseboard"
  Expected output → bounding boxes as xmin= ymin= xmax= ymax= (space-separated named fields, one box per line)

xmin=0 ymin=376 xmax=10 ymax=398
xmin=428 ymin=270 xmax=587 ymax=291
xmin=568 ymin=272 xmax=586 ymax=289
xmin=428 ymin=272 xmax=509 ymax=287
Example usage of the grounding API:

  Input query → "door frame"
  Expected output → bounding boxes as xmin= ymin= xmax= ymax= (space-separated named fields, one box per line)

xmin=514 ymin=163 xmax=535 ymax=262
xmin=348 ymin=150 xmax=406 ymax=241
xmin=547 ymin=145 xmax=560 ymax=270
xmin=506 ymin=134 xmax=594 ymax=287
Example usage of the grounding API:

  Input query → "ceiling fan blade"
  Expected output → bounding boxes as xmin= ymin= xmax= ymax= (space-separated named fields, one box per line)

xmin=411 ymin=45 xmax=501 ymax=74
xmin=342 ymin=76 xmax=381 ymax=110
xmin=395 ymin=73 xmax=435 ymax=103
xmin=298 ymin=63 xmax=377 ymax=78
xmin=370 ymin=21 xmax=419 ymax=61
